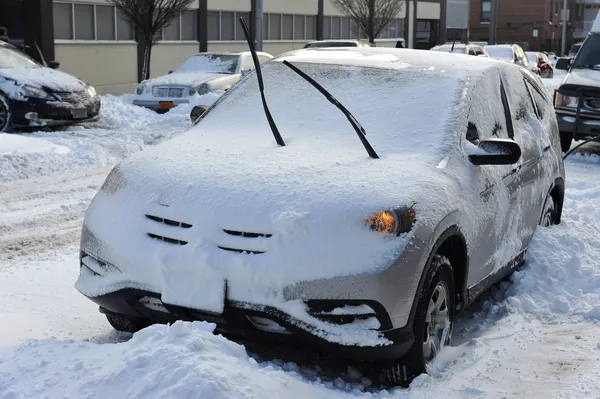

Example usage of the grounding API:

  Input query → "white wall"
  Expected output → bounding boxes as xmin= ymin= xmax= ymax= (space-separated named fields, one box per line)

xmin=264 ymin=0 xmax=317 ymax=15
xmin=55 ymin=42 xmax=137 ymax=94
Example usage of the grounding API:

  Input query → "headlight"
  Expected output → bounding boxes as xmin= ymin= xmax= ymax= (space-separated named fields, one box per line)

xmin=21 ymin=85 xmax=54 ymax=100
xmin=366 ymin=207 xmax=416 ymax=235
xmin=100 ymin=165 xmax=124 ymax=194
xmin=86 ymin=85 xmax=97 ymax=97
xmin=191 ymin=83 xmax=210 ymax=96
xmin=555 ymin=92 xmax=578 ymax=108
xmin=136 ymin=84 xmax=145 ymax=95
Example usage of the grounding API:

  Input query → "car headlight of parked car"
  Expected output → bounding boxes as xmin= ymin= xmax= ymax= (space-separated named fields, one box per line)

xmin=86 ymin=85 xmax=97 ymax=97
xmin=555 ymin=92 xmax=578 ymax=108
xmin=21 ymin=85 xmax=55 ymax=100
xmin=136 ymin=84 xmax=145 ymax=95
xmin=190 ymin=83 xmax=210 ymax=96
xmin=366 ymin=207 xmax=416 ymax=236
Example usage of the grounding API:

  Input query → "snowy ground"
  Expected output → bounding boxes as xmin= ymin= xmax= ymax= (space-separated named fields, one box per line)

xmin=1 ymin=96 xmax=600 ymax=398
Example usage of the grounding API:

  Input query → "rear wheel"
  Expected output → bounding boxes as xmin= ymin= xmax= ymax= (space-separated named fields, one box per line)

xmin=560 ymin=133 xmax=573 ymax=153
xmin=105 ymin=314 xmax=151 ymax=333
xmin=383 ymin=255 xmax=455 ymax=387
xmin=0 ymin=95 xmax=11 ymax=133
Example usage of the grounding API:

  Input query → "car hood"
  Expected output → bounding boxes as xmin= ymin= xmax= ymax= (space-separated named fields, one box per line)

xmin=0 ymin=67 xmax=87 ymax=91
xmin=561 ymin=68 xmax=600 ymax=88
xmin=145 ymin=72 xmax=231 ymax=87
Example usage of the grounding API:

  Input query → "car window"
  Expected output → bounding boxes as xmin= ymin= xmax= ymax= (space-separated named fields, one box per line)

xmin=469 ymin=48 xmax=476 ymax=55
xmin=503 ymin=71 xmax=537 ymax=123
xmin=465 ymin=70 xmax=509 ymax=143
xmin=0 ymin=47 xmax=39 ymax=68
xmin=524 ymin=78 xmax=548 ymax=121
xmin=175 ymin=54 xmax=239 ymax=74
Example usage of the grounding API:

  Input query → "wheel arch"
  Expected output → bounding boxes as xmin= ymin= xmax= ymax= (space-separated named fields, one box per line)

xmin=549 ymin=177 xmax=565 ymax=224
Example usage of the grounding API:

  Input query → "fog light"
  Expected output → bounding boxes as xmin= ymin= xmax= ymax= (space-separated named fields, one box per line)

xmin=25 ymin=112 xmax=39 ymax=120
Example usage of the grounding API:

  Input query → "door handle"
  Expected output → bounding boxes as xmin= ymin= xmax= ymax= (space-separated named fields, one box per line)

xmin=511 ymin=164 xmax=522 ymax=174
xmin=543 ymin=145 xmax=551 ymax=153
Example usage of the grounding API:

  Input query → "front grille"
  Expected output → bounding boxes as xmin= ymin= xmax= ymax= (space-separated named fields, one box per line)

xmin=53 ymin=91 xmax=88 ymax=103
xmin=145 ymin=214 xmax=192 ymax=245
xmin=585 ymin=97 xmax=600 ymax=110
xmin=223 ymin=229 xmax=272 ymax=238
xmin=218 ymin=228 xmax=272 ymax=254
xmin=217 ymin=246 xmax=265 ymax=254
xmin=153 ymin=86 xmax=185 ymax=98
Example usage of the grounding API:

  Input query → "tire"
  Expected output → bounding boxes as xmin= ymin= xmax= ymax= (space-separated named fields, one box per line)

xmin=383 ymin=255 xmax=455 ymax=387
xmin=560 ymin=134 xmax=573 ymax=153
xmin=0 ymin=94 xmax=11 ymax=133
xmin=105 ymin=314 xmax=150 ymax=333
xmin=540 ymin=195 xmax=556 ymax=227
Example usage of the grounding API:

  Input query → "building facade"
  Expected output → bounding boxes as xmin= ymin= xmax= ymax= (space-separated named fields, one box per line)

xmin=467 ymin=0 xmax=576 ymax=52
xmin=0 ymin=0 xmax=442 ymax=94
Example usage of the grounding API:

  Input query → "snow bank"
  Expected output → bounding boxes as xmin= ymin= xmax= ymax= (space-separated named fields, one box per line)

xmin=0 ymin=321 xmax=375 ymax=399
xmin=0 ymin=95 xmax=191 ymax=182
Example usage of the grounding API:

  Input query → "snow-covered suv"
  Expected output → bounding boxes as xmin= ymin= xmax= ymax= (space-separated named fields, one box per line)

xmin=77 ymin=48 xmax=565 ymax=386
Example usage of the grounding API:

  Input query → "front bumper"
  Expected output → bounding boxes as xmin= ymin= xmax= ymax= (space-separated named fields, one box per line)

xmin=88 ymin=287 xmax=414 ymax=363
xmin=556 ymin=110 xmax=600 ymax=140
xmin=132 ymin=98 xmax=189 ymax=113
xmin=11 ymin=96 xmax=101 ymax=128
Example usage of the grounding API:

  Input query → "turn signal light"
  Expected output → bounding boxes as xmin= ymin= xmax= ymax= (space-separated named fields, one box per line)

xmin=366 ymin=207 xmax=416 ymax=236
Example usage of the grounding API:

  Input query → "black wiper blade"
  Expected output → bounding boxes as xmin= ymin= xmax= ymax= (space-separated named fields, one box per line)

xmin=238 ymin=17 xmax=285 ymax=147
xmin=282 ymin=60 xmax=379 ymax=159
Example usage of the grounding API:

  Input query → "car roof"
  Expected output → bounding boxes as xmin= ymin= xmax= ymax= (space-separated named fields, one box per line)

xmin=306 ymin=39 xmax=368 ymax=44
xmin=277 ymin=47 xmax=507 ymax=78
xmin=192 ymin=51 xmax=272 ymax=58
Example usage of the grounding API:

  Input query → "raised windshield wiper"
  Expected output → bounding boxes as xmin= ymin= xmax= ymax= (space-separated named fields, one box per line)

xmin=238 ymin=17 xmax=285 ymax=147
xmin=281 ymin=60 xmax=379 ymax=159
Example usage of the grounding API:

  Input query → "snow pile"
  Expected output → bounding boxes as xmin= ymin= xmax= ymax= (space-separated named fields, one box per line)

xmin=0 ymin=321 xmax=374 ymax=399
xmin=0 ymin=95 xmax=191 ymax=182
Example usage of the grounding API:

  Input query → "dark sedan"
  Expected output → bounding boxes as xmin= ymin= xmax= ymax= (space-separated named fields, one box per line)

xmin=0 ymin=42 xmax=100 ymax=132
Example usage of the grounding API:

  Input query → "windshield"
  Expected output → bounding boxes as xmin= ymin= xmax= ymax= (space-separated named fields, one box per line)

xmin=485 ymin=46 xmax=513 ymax=60
xmin=432 ymin=45 xmax=466 ymax=53
xmin=304 ymin=42 xmax=359 ymax=48
xmin=572 ymin=35 xmax=600 ymax=69
xmin=175 ymin=54 xmax=239 ymax=74
xmin=0 ymin=47 xmax=39 ymax=68
xmin=526 ymin=52 xmax=538 ymax=62
xmin=196 ymin=61 xmax=463 ymax=160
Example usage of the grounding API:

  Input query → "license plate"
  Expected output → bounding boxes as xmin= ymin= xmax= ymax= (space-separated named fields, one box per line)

xmin=158 ymin=101 xmax=174 ymax=110
xmin=71 ymin=108 xmax=88 ymax=119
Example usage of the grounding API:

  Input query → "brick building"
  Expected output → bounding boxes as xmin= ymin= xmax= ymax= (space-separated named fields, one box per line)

xmin=468 ymin=0 xmax=574 ymax=52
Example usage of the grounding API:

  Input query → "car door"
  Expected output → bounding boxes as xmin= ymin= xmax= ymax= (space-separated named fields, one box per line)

xmin=463 ymin=70 xmax=519 ymax=287
xmin=500 ymin=69 xmax=552 ymax=251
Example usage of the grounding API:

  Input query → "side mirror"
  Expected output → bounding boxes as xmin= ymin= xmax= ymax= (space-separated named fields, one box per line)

xmin=555 ymin=57 xmax=571 ymax=70
xmin=190 ymin=105 xmax=209 ymax=123
xmin=47 ymin=60 xmax=60 ymax=69
xmin=469 ymin=138 xmax=522 ymax=165
xmin=168 ymin=70 xmax=173 ymax=74
xmin=241 ymin=69 xmax=252 ymax=76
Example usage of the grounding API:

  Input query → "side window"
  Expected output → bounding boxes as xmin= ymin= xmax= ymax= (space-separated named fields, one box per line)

xmin=525 ymin=80 xmax=548 ymax=121
xmin=469 ymin=48 xmax=476 ymax=56
xmin=465 ymin=71 xmax=510 ymax=144
xmin=499 ymin=79 xmax=515 ymax=139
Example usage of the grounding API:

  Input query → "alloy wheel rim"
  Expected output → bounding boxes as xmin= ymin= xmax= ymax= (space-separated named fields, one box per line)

xmin=423 ymin=282 xmax=450 ymax=364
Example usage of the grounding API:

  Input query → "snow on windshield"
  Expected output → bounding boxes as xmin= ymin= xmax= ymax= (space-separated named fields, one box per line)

xmin=485 ymin=46 xmax=513 ymax=60
xmin=175 ymin=54 xmax=239 ymax=74
xmin=0 ymin=47 xmax=39 ymax=68
xmin=197 ymin=61 xmax=464 ymax=160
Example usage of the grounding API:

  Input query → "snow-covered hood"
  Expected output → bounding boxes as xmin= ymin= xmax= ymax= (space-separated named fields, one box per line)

xmin=560 ymin=68 xmax=600 ymax=88
xmin=0 ymin=67 xmax=87 ymax=91
xmin=144 ymin=72 xmax=233 ymax=87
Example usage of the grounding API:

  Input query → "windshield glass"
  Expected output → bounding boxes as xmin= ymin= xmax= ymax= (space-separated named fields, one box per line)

xmin=572 ymin=35 xmax=600 ymax=68
xmin=0 ymin=47 xmax=39 ymax=68
xmin=175 ymin=54 xmax=239 ymax=74
xmin=196 ymin=61 xmax=463 ymax=160
xmin=485 ymin=46 xmax=513 ymax=60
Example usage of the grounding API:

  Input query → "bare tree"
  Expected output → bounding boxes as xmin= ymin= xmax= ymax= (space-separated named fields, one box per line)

xmin=108 ymin=0 xmax=195 ymax=81
xmin=331 ymin=0 xmax=403 ymax=44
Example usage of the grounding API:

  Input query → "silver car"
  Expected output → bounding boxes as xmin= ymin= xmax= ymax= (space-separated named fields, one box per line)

xmin=133 ymin=51 xmax=272 ymax=112
xmin=78 ymin=48 xmax=565 ymax=386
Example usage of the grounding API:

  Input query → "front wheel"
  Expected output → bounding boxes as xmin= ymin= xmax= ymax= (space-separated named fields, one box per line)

xmin=540 ymin=195 xmax=557 ymax=227
xmin=106 ymin=314 xmax=151 ymax=333
xmin=383 ymin=255 xmax=455 ymax=386
xmin=0 ymin=95 xmax=11 ymax=133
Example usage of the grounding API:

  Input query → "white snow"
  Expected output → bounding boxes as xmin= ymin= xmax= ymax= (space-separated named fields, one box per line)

xmin=1 ymin=66 xmax=88 ymax=92
xmin=144 ymin=71 xmax=230 ymax=87
xmin=1 ymin=157 xmax=600 ymax=398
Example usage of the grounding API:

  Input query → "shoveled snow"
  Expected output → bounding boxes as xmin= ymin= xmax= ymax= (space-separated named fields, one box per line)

xmin=1 ymin=157 xmax=600 ymax=398
xmin=0 ymin=95 xmax=192 ymax=182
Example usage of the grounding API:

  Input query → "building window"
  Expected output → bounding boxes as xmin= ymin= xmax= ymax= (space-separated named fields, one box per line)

xmin=53 ymin=2 xmax=135 ymax=41
xmin=481 ymin=1 xmax=491 ymax=24
xmin=159 ymin=10 xmax=198 ymax=41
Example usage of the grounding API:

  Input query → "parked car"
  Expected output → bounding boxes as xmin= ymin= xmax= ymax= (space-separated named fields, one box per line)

xmin=133 ymin=52 xmax=273 ymax=113
xmin=553 ymin=12 xmax=600 ymax=152
xmin=0 ymin=41 xmax=100 ymax=133
xmin=430 ymin=43 xmax=488 ymax=56
xmin=484 ymin=44 xmax=529 ymax=69
xmin=525 ymin=51 xmax=554 ymax=78
xmin=303 ymin=40 xmax=372 ymax=49
xmin=77 ymin=47 xmax=564 ymax=387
